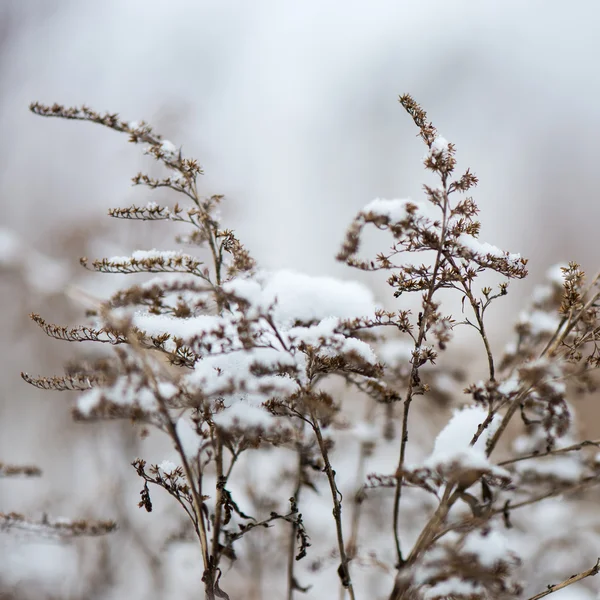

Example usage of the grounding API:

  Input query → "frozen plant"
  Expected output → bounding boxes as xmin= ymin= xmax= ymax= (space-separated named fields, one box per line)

xmin=18 ymin=97 xmax=600 ymax=599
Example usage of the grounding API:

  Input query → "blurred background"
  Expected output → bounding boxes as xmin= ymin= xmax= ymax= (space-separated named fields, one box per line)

xmin=2 ymin=1 xmax=600 ymax=598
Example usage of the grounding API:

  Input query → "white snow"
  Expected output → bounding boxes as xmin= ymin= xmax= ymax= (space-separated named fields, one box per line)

xmin=362 ymin=198 xmax=414 ymax=222
xmin=107 ymin=249 xmax=199 ymax=265
xmin=224 ymin=269 xmax=376 ymax=327
xmin=288 ymin=317 xmax=378 ymax=364
xmin=430 ymin=136 xmax=449 ymax=154
xmin=134 ymin=313 xmax=233 ymax=349
xmin=516 ymin=454 xmax=585 ymax=482
xmin=160 ymin=140 xmax=177 ymax=158
xmin=458 ymin=233 xmax=515 ymax=260
xmin=425 ymin=405 xmax=504 ymax=475
xmin=0 ymin=228 xmax=21 ymax=265
xmin=212 ymin=402 xmax=276 ymax=429
xmin=77 ymin=388 xmax=103 ymax=416
xmin=158 ymin=460 xmax=178 ymax=475
xmin=463 ymin=529 xmax=511 ymax=567
xmin=546 ymin=263 xmax=567 ymax=287
xmin=350 ymin=421 xmax=379 ymax=444
xmin=498 ymin=376 xmax=520 ymax=396
xmin=379 ymin=338 xmax=414 ymax=368
xmin=76 ymin=374 xmax=161 ymax=415
xmin=423 ymin=577 xmax=483 ymax=599
xmin=185 ymin=346 xmax=299 ymax=403
xmin=176 ymin=416 xmax=202 ymax=458
xmin=519 ymin=310 xmax=559 ymax=336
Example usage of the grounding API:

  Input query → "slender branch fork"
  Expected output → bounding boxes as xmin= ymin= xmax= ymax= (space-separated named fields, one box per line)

xmin=391 ymin=172 xmax=450 ymax=566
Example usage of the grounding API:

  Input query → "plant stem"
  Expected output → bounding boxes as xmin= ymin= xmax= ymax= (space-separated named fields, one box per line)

xmin=211 ymin=433 xmax=225 ymax=571
xmin=310 ymin=413 xmax=356 ymax=600
xmin=526 ymin=558 xmax=600 ymax=600
xmin=287 ymin=447 xmax=304 ymax=600
xmin=392 ymin=177 xmax=450 ymax=566
xmin=129 ymin=335 xmax=214 ymax=597
xmin=498 ymin=438 xmax=600 ymax=466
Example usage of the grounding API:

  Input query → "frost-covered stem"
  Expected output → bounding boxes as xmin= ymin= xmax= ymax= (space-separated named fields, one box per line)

xmin=443 ymin=251 xmax=495 ymax=381
xmin=309 ymin=412 xmax=356 ymax=600
xmin=287 ymin=447 xmax=303 ymax=600
xmin=526 ymin=558 xmax=600 ymax=600
xmin=392 ymin=177 xmax=450 ymax=566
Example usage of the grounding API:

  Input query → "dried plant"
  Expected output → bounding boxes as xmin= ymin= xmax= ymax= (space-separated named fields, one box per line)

xmin=13 ymin=96 xmax=600 ymax=599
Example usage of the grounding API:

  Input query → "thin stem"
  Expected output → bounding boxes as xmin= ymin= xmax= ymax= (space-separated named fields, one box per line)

xmin=190 ymin=201 xmax=220 ymax=289
xmin=501 ymin=476 xmax=600 ymax=513
xmin=406 ymin=485 xmax=459 ymax=563
xmin=163 ymin=411 xmax=213 ymax=599
xmin=287 ymin=447 xmax=304 ymax=600
xmin=526 ymin=558 xmax=600 ymax=600
xmin=310 ymin=413 xmax=356 ymax=600
xmin=498 ymin=438 xmax=600 ymax=466
xmin=442 ymin=251 xmax=495 ymax=381
xmin=485 ymin=384 xmax=534 ymax=458
xmin=392 ymin=176 xmax=450 ymax=566
xmin=340 ymin=419 xmax=373 ymax=600
xmin=210 ymin=432 xmax=225 ymax=571
xmin=431 ymin=475 xmax=600 ymax=543
xmin=129 ymin=335 xmax=214 ymax=598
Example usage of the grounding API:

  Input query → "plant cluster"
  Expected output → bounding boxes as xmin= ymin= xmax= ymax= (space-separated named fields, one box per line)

xmin=10 ymin=96 xmax=600 ymax=599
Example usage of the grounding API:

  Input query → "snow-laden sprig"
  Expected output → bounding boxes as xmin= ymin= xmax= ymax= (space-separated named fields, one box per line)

xmin=338 ymin=94 xmax=529 ymax=576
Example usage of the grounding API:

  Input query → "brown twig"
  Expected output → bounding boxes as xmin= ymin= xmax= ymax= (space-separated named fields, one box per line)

xmin=431 ymin=475 xmax=600 ymax=544
xmin=526 ymin=557 xmax=600 ymax=600
xmin=309 ymin=411 xmax=356 ymax=600
xmin=287 ymin=445 xmax=304 ymax=600
xmin=391 ymin=174 xmax=450 ymax=566
xmin=498 ymin=438 xmax=600 ymax=467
